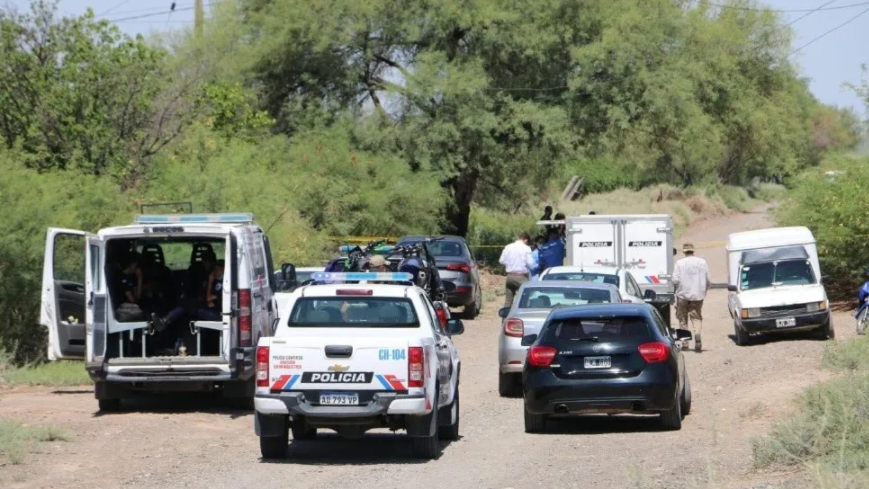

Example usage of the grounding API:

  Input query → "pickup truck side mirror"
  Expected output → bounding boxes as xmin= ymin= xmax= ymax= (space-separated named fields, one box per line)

xmin=281 ymin=263 xmax=297 ymax=288
xmin=498 ymin=307 xmax=510 ymax=319
xmin=643 ymin=289 xmax=657 ymax=301
xmin=447 ymin=319 xmax=465 ymax=335
xmin=271 ymin=317 xmax=279 ymax=335
xmin=521 ymin=334 xmax=538 ymax=346
xmin=727 ymin=285 xmax=738 ymax=292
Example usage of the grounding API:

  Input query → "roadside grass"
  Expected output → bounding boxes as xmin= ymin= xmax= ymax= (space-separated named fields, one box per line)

xmin=751 ymin=336 xmax=869 ymax=483
xmin=0 ymin=419 xmax=69 ymax=465
xmin=0 ymin=360 xmax=91 ymax=387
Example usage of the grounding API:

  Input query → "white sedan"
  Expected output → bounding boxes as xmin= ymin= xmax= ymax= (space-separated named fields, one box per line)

xmin=538 ymin=265 xmax=646 ymax=304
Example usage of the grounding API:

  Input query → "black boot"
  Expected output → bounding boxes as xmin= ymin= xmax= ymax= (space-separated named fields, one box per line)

xmin=151 ymin=312 xmax=168 ymax=333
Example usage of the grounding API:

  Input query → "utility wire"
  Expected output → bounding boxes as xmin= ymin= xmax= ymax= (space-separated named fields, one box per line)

xmin=707 ymin=0 xmax=869 ymax=12
xmin=96 ymin=0 xmax=134 ymax=17
xmin=97 ymin=2 xmax=194 ymax=20
xmin=108 ymin=5 xmax=198 ymax=23
xmin=786 ymin=0 xmax=838 ymax=26
xmin=790 ymin=4 xmax=869 ymax=54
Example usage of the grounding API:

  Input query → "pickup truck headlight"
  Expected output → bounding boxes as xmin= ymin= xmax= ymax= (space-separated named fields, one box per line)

xmin=806 ymin=301 xmax=828 ymax=312
xmin=740 ymin=308 xmax=760 ymax=319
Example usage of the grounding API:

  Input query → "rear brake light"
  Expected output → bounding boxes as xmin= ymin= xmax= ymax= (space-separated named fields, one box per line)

xmin=435 ymin=308 xmax=448 ymax=329
xmin=638 ymin=342 xmax=669 ymax=363
xmin=256 ymin=346 xmax=269 ymax=388
xmin=504 ymin=318 xmax=524 ymax=338
xmin=336 ymin=289 xmax=374 ymax=296
xmin=239 ymin=289 xmax=252 ymax=347
xmin=527 ymin=346 xmax=557 ymax=367
xmin=446 ymin=263 xmax=471 ymax=274
xmin=408 ymin=346 xmax=424 ymax=388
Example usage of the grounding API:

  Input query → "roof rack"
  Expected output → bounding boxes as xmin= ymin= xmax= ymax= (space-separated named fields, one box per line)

xmin=134 ymin=213 xmax=254 ymax=224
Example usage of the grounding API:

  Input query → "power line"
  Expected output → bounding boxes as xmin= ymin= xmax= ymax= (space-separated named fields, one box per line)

xmin=786 ymin=0 xmax=838 ymax=26
xmin=707 ymin=0 xmax=869 ymax=12
xmin=107 ymin=5 xmax=197 ymax=23
xmin=96 ymin=0 xmax=134 ymax=17
xmin=95 ymin=2 xmax=194 ymax=19
xmin=790 ymin=4 xmax=869 ymax=54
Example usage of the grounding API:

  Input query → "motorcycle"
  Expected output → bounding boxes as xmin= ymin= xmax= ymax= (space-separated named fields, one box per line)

xmin=386 ymin=238 xmax=450 ymax=303
xmin=856 ymin=273 xmax=869 ymax=335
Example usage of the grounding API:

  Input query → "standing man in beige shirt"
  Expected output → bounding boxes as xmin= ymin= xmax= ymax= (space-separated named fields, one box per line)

xmin=499 ymin=232 xmax=534 ymax=307
xmin=672 ymin=243 xmax=711 ymax=352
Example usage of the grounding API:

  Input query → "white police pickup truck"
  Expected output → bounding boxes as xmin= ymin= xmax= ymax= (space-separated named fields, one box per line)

xmin=254 ymin=272 xmax=464 ymax=459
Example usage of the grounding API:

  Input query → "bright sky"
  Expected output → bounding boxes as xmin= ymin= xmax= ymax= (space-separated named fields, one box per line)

xmin=5 ymin=0 xmax=869 ymax=118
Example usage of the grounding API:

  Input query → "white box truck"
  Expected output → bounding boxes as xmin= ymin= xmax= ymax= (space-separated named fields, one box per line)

xmin=726 ymin=226 xmax=833 ymax=345
xmin=538 ymin=214 xmax=676 ymax=324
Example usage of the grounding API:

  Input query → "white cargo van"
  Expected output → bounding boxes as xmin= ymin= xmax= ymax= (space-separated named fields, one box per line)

xmin=41 ymin=213 xmax=278 ymax=410
xmin=726 ymin=226 xmax=833 ymax=345
xmin=538 ymin=214 xmax=676 ymax=324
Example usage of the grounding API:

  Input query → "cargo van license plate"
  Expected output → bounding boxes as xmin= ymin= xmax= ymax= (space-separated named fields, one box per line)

xmin=319 ymin=393 xmax=359 ymax=405
xmin=776 ymin=317 xmax=797 ymax=328
xmin=584 ymin=356 xmax=612 ymax=369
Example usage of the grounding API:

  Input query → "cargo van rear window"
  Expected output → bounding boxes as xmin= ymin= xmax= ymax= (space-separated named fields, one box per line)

xmin=288 ymin=298 xmax=419 ymax=327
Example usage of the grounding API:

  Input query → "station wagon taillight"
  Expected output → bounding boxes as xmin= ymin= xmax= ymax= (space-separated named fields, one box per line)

xmin=239 ymin=289 xmax=252 ymax=347
xmin=256 ymin=346 xmax=270 ymax=388
xmin=527 ymin=346 xmax=557 ymax=368
xmin=504 ymin=318 xmax=524 ymax=338
xmin=446 ymin=263 xmax=471 ymax=274
xmin=408 ymin=346 xmax=424 ymax=388
xmin=638 ymin=342 xmax=669 ymax=363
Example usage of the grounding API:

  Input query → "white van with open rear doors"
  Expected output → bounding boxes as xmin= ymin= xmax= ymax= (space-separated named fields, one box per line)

xmin=726 ymin=226 xmax=833 ymax=346
xmin=41 ymin=209 xmax=279 ymax=411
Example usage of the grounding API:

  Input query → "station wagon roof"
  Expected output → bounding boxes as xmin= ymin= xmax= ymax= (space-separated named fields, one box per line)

xmin=548 ymin=303 xmax=652 ymax=320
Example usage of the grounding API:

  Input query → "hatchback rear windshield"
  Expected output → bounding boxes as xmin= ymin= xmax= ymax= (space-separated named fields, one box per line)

xmin=542 ymin=272 xmax=619 ymax=286
xmin=288 ymin=297 xmax=419 ymax=327
xmin=543 ymin=316 xmax=652 ymax=341
xmin=518 ymin=287 xmax=613 ymax=308
xmin=397 ymin=240 xmax=466 ymax=257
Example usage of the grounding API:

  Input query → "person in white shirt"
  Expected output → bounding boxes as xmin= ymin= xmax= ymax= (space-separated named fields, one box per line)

xmin=499 ymin=232 xmax=534 ymax=306
xmin=672 ymin=243 xmax=711 ymax=352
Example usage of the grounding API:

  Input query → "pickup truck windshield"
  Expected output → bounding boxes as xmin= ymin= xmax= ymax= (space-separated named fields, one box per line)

xmin=739 ymin=259 xmax=816 ymax=291
xmin=288 ymin=297 xmax=420 ymax=327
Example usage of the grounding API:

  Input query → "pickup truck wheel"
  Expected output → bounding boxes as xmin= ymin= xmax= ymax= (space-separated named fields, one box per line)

xmin=659 ymin=397 xmax=683 ymax=431
xmin=259 ymin=431 xmax=289 ymax=459
xmin=98 ymin=398 xmax=121 ymax=413
xmin=438 ymin=388 xmax=460 ymax=440
xmin=498 ymin=372 xmax=519 ymax=398
xmin=523 ymin=404 xmax=547 ymax=433
xmin=734 ymin=321 xmax=752 ymax=346
xmin=680 ymin=372 xmax=692 ymax=416
xmin=411 ymin=386 xmax=441 ymax=460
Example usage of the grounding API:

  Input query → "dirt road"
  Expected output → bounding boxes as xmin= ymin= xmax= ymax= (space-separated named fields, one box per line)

xmin=0 ymin=207 xmax=854 ymax=489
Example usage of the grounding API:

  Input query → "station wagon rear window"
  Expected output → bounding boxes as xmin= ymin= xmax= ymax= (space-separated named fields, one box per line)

xmin=518 ymin=287 xmax=613 ymax=308
xmin=288 ymin=298 xmax=420 ymax=327
xmin=543 ymin=316 xmax=652 ymax=341
xmin=542 ymin=272 xmax=619 ymax=286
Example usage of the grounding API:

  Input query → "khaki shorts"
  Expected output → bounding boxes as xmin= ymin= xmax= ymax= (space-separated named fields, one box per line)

xmin=675 ymin=298 xmax=703 ymax=327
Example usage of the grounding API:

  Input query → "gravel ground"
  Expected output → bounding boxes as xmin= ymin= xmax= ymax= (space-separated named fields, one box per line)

xmin=0 ymin=206 xmax=854 ymax=489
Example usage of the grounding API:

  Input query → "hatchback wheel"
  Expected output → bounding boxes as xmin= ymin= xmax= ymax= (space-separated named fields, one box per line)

xmin=681 ymin=373 xmax=692 ymax=416
xmin=659 ymin=397 xmax=682 ymax=431
xmin=523 ymin=405 xmax=547 ymax=433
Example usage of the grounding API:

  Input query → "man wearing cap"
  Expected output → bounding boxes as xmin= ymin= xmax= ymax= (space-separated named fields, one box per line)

xmin=672 ymin=243 xmax=711 ymax=352
xmin=368 ymin=255 xmax=391 ymax=273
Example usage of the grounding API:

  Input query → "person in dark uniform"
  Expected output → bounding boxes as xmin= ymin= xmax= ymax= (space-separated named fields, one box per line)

xmin=151 ymin=252 xmax=216 ymax=331
xmin=200 ymin=259 xmax=224 ymax=321
xmin=118 ymin=253 xmax=142 ymax=305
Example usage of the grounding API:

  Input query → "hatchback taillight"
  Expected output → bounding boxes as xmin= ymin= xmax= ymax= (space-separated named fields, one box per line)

xmin=527 ymin=346 xmax=557 ymax=368
xmin=504 ymin=318 xmax=524 ymax=338
xmin=446 ymin=263 xmax=471 ymax=274
xmin=638 ymin=342 xmax=669 ymax=363
xmin=256 ymin=346 xmax=270 ymax=388
xmin=408 ymin=346 xmax=424 ymax=388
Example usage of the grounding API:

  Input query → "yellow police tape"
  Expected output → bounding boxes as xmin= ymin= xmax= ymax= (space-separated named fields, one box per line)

xmin=328 ymin=236 xmax=729 ymax=250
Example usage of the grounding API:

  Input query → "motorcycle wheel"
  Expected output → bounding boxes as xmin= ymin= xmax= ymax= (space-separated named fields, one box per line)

xmin=858 ymin=307 xmax=869 ymax=335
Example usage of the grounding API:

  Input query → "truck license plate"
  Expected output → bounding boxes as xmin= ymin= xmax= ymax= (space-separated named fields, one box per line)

xmin=319 ymin=392 xmax=359 ymax=405
xmin=776 ymin=317 xmax=797 ymax=328
xmin=584 ymin=356 xmax=611 ymax=369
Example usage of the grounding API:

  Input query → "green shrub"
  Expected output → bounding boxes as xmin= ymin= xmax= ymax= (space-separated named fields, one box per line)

xmin=823 ymin=336 xmax=869 ymax=372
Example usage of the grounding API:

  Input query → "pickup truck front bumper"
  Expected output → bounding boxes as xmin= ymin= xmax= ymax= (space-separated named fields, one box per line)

xmin=255 ymin=391 xmax=427 ymax=417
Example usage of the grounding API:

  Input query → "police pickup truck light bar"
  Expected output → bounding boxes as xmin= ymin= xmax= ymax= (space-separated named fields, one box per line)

xmin=311 ymin=272 xmax=414 ymax=282
xmin=134 ymin=213 xmax=254 ymax=224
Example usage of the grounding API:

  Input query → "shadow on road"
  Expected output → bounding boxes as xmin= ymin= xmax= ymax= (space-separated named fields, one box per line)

xmin=260 ymin=432 xmax=462 ymax=465
xmin=726 ymin=331 xmax=825 ymax=347
xmin=90 ymin=392 xmax=252 ymax=419
xmin=536 ymin=414 xmax=671 ymax=435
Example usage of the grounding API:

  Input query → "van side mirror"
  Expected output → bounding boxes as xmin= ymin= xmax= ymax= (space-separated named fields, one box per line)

xmin=727 ymin=285 xmax=738 ymax=292
xmin=643 ymin=289 xmax=657 ymax=301
xmin=521 ymin=334 xmax=538 ymax=346
xmin=447 ymin=319 xmax=465 ymax=335
xmin=498 ymin=307 xmax=510 ymax=319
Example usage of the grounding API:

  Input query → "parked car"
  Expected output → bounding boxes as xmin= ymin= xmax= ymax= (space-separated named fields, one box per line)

xmin=396 ymin=235 xmax=481 ymax=319
xmin=522 ymin=303 xmax=693 ymax=433
xmin=539 ymin=265 xmax=647 ymax=304
xmin=497 ymin=281 xmax=622 ymax=397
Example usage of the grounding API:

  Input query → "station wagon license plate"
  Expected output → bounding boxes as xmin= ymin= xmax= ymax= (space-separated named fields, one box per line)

xmin=776 ymin=317 xmax=797 ymax=328
xmin=319 ymin=392 xmax=359 ymax=405
xmin=584 ymin=356 xmax=612 ymax=369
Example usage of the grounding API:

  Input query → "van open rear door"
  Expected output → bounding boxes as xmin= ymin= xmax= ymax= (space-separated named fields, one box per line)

xmin=42 ymin=228 xmax=89 ymax=360
xmin=85 ymin=235 xmax=108 ymax=365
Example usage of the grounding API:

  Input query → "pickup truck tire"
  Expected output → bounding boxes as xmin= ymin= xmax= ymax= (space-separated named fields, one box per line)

xmin=523 ymin=405 xmax=547 ymax=433
xmin=259 ymin=431 xmax=289 ymax=459
xmin=411 ymin=384 xmax=441 ymax=459
xmin=438 ymin=388 xmax=460 ymax=441
xmin=498 ymin=372 xmax=519 ymax=398
xmin=659 ymin=397 xmax=683 ymax=431
xmin=734 ymin=321 xmax=752 ymax=346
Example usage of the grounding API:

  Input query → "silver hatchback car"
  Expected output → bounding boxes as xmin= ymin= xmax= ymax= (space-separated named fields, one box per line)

xmin=497 ymin=280 xmax=622 ymax=397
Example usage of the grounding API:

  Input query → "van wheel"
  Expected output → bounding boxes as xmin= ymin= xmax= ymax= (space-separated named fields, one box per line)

xmin=816 ymin=318 xmax=835 ymax=340
xmin=438 ymin=388 xmax=460 ymax=440
xmin=680 ymin=373 xmax=692 ymax=416
xmin=260 ymin=431 xmax=289 ymax=459
xmin=498 ymin=372 xmax=519 ymax=398
xmin=524 ymin=405 xmax=547 ymax=433
xmin=734 ymin=322 xmax=751 ymax=346
xmin=98 ymin=398 xmax=121 ymax=413
xmin=660 ymin=398 xmax=683 ymax=431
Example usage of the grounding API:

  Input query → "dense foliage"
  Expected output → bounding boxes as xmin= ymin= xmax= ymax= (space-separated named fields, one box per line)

xmin=0 ymin=0 xmax=862 ymax=361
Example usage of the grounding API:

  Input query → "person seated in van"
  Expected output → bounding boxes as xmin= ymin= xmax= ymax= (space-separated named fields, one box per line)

xmin=199 ymin=259 xmax=224 ymax=321
xmin=115 ymin=253 xmax=145 ymax=322
xmin=151 ymin=252 xmax=217 ymax=332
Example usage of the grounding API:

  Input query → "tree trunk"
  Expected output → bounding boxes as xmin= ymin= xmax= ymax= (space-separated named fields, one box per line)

xmin=443 ymin=171 xmax=478 ymax=237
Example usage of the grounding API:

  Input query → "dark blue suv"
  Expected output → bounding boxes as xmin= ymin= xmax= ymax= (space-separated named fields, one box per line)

xmin=522 ymin=303 xmax=693 ymax=432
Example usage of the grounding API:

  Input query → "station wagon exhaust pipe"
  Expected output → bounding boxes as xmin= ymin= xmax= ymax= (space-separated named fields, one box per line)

xmin=554 ymin=404 xmax=569 ymax=414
